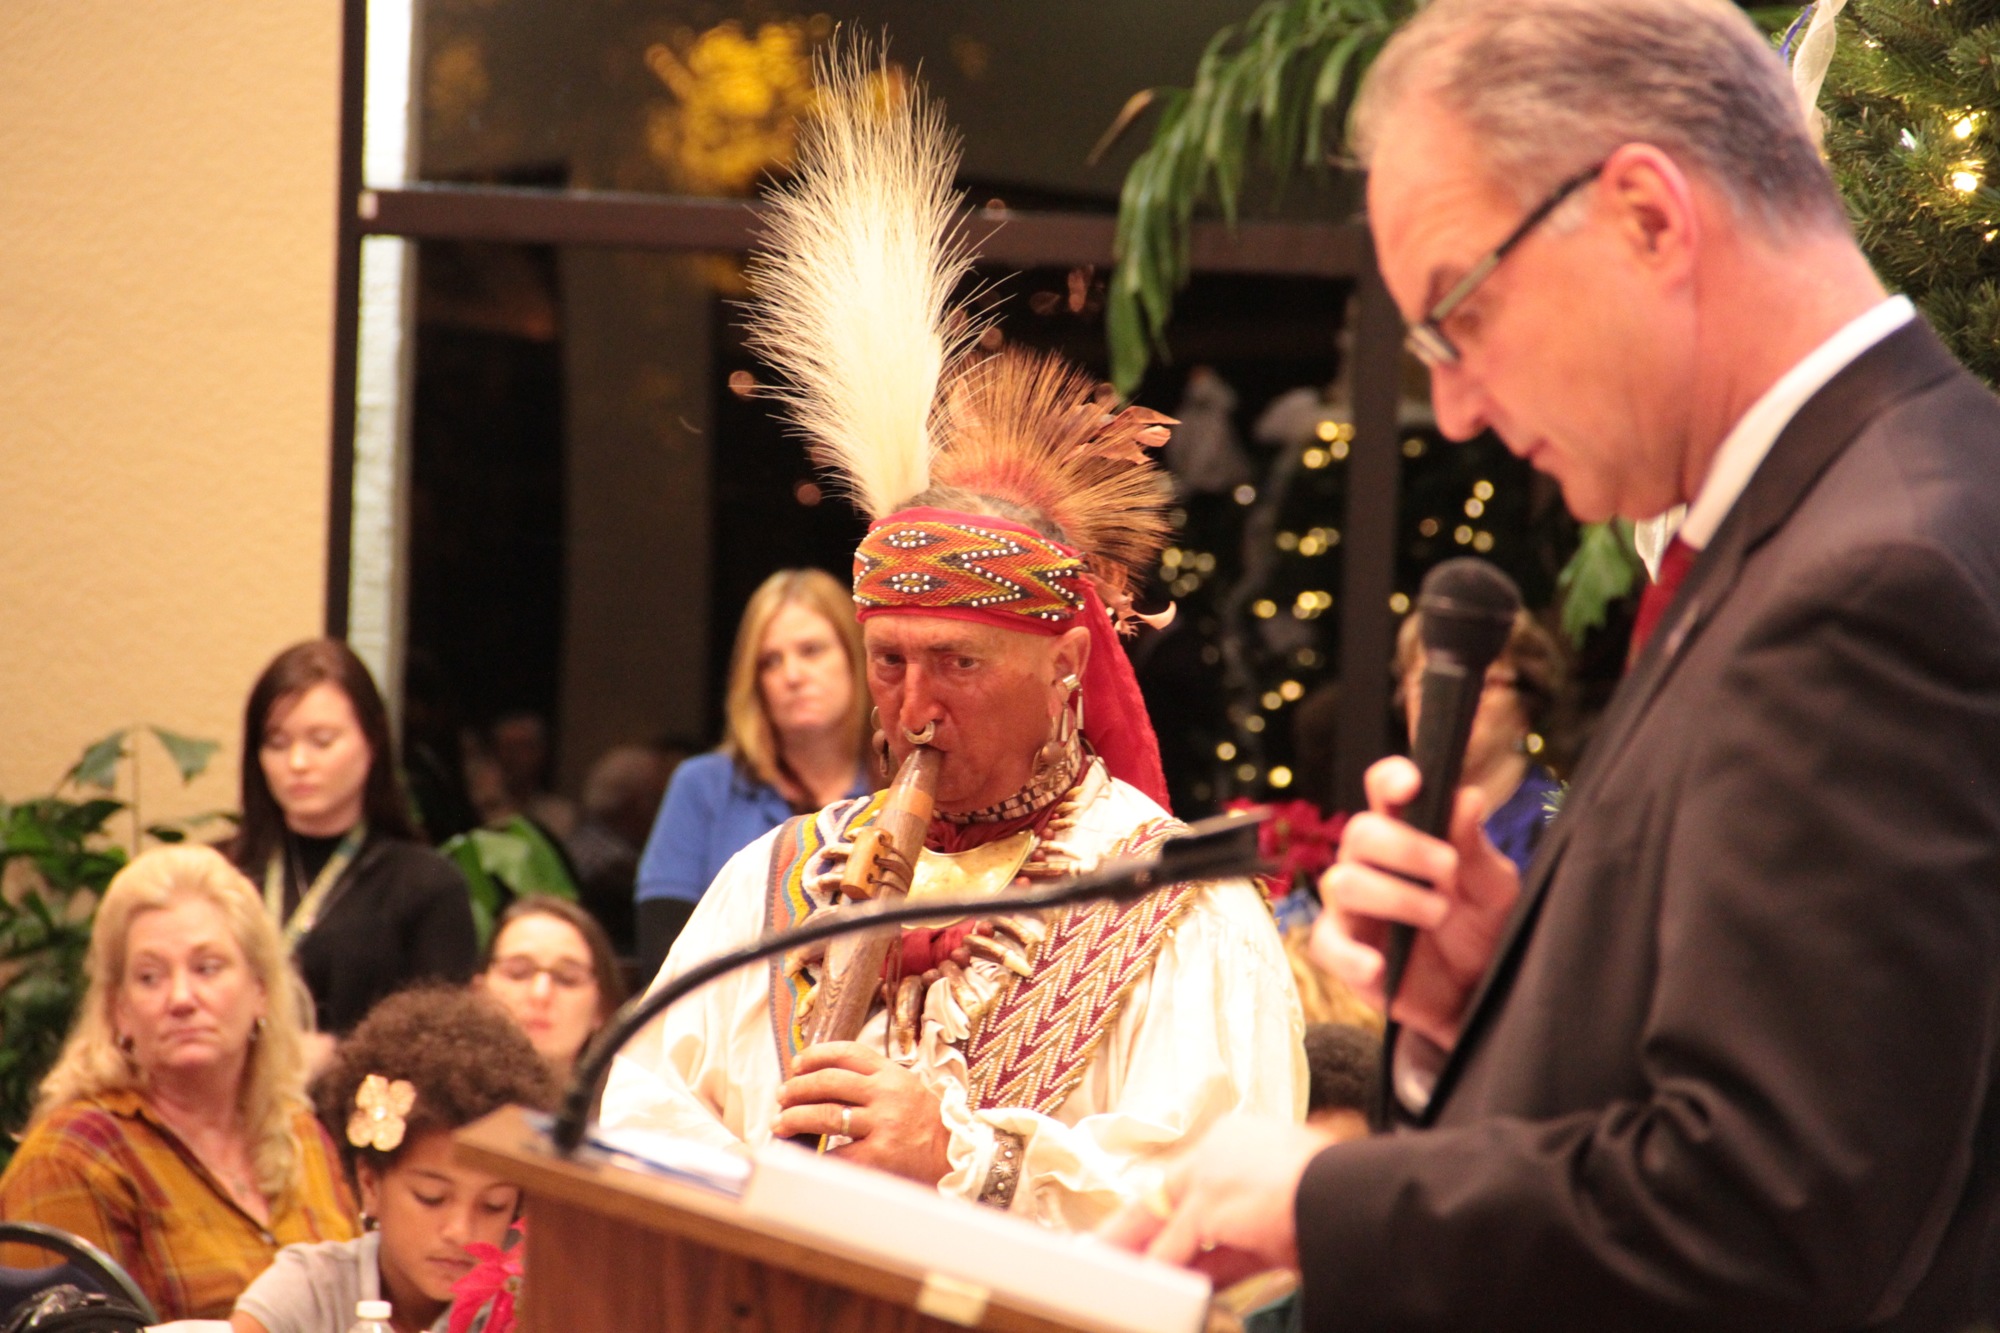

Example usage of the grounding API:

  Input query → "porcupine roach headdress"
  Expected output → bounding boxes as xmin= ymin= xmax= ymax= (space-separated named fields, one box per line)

xmin=743 ymin=43 xmax=1177 ymax=809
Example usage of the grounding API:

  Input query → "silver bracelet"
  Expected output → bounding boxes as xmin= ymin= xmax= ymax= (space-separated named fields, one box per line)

xmin=977 ymin=1130 xmax=1025 ymax=1210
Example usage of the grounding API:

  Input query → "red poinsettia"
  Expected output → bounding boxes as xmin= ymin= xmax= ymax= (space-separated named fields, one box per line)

xmin=1224 ymin=798 xmax=1347 ymax=897
xmin=449 ymin=1222 xmax=524 ymax=1333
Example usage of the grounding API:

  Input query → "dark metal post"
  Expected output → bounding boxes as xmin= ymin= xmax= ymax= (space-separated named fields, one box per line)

xmin=1334 ymin=241 xmax=1405 ymax=812
xmin=324 ymin=0 xmax=368 ymax=637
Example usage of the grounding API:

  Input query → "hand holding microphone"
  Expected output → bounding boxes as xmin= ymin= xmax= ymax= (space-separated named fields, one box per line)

xmin=1311 ymin=559 xmax=1525 ymax=1067
xmin=1381 ymin=557 xmax=1522 ymax=1008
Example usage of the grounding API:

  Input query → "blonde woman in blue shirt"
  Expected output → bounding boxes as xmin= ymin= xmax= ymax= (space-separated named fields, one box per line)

xmin=634 ymin=568 xmax=873 ymax=973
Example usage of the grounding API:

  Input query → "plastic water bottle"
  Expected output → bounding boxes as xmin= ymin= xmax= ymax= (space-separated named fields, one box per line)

xmin=348 ymin=1299 xmax=393 ymax=1333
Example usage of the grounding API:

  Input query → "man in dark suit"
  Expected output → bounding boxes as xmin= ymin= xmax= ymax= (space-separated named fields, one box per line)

xmin=1109 ymin=0 xmax=2000 ymax=1328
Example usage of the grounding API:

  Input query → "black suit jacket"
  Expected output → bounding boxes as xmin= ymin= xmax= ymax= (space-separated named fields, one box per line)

xmin=1297 ymin=321 xmax=2000 ymax=1332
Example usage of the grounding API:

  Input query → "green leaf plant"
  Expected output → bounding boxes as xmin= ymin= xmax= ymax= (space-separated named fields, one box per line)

xmin=1101 ymin=0 xmax=1410 ymax=398
xmin=1100 ymin=0 xmax=1658 ymax=639
xmin=0 ymin=728 xmax=227 ymax=1168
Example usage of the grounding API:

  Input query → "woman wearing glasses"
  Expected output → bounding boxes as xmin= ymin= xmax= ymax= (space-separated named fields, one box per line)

xmin=474 ymin=896 xmax=627 ymax=1086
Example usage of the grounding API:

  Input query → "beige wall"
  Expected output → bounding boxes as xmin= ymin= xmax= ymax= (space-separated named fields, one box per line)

xmin=0 ymin=4 xmax=343 ymax=832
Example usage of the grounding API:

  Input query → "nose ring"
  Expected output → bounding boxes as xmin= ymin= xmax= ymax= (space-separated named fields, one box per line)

xmin=902 ymin=721 xmax=936 ymax=746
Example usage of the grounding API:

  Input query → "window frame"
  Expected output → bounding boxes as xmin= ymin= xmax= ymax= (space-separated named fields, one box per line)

xmin=326 ymin=0 xmax=1405 ymax=810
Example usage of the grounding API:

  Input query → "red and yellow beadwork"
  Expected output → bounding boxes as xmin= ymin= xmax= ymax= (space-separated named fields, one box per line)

xmin=853 ymin=512 xmax=1087 ymax=626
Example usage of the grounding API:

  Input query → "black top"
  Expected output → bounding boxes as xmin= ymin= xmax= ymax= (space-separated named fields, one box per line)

xmin=284 ymin=834 xmax=478 ymax=1034
xmin=288 ymin=832 xmax=345 ymax=892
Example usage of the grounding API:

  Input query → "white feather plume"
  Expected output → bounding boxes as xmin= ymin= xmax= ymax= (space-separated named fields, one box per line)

xmin=743 ymin=43 xmax=980 ymax=520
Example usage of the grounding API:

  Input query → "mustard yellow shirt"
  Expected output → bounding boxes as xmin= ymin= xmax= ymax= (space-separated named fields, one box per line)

xmin=0 ymin=1090 xmax=359 ymax=1320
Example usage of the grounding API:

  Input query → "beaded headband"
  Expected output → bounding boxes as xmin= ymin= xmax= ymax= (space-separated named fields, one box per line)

xmin=853 ymin=512 xmax=1086 ymax=630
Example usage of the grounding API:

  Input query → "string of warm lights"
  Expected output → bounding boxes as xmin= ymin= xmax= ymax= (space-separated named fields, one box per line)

xmin=1167 ymin=393 xmax=1541 ymax=806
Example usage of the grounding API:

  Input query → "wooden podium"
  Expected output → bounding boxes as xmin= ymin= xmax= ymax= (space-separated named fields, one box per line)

xmin=455 ymin=1107 xmax=1210 ymax=1333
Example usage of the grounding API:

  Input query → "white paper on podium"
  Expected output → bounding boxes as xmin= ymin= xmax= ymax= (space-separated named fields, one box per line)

xmin=741 ymin=1141 xmax=1211 ymax=1333
xmin=576 ymin=1120 xmax=753 ymax=1198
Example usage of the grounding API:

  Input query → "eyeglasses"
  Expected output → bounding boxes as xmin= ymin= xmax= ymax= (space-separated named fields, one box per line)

xmin=1403 ymin=162 xmax=1606 ymax=368
xmin=489 ymin=956 xmax=594 ymax=990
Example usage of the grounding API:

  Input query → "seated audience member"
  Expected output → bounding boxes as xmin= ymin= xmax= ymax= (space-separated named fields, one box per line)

xmin=474 ymin=896 xmax=627 ymax=1086
xmin=232 ymin=639 xmax=478 ymax=1043
xmin=563 ymin=743 xmax=677 ymax=957
xmin=1302 ymin=1023 xmax=1379 ymax=1142
xmin=399 ymin=650 xmax=480 ymax=845
xmin=481 ymin=712 xmax=577 ymax=840
xmin=0 ymin=846 xmax=357 ymax=1321
xmin=1395 ymin=607 xmax=1565 ymax=872
xmin=602 ymin=55 xmax=1302 ymax=1233
xmin=231 ymin=987 xmax=558 ymax=1333
xmin=1284 ymin=925 xmax=1382 ymax=1031
xmin=633 ymin=568 xmax=872 ymax=973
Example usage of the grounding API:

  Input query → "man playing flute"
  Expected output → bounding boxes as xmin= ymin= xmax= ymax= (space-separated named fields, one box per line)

xmin=599 ymin=47 xmax=1303 ymax=1230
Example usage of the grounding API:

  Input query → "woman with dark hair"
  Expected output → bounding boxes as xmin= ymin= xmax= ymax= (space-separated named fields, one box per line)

xmin=232 ymin=639 xmax=477 ymax=1047
xmin=474 ymin=895 xmax=627 ymax=1085
xmin=231 ymin=987 xmax=558 ymax=1333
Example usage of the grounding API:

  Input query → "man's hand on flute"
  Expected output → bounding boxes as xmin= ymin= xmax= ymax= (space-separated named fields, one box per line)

xmin=774 ymin=1040 xmax=952 ymax=1184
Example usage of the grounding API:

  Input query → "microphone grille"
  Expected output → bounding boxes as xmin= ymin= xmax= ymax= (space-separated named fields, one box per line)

xmin=1417 ymin=557 xmax=1521 ymax=666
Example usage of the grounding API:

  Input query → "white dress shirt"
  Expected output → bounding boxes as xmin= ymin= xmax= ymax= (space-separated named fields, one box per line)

xmin=1635 ymin=294 xmax=1914 ymax=574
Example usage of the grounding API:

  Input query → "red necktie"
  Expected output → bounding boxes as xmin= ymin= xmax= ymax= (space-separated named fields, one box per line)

xmin=1627 ymin=536 xmax=1695 ymax=669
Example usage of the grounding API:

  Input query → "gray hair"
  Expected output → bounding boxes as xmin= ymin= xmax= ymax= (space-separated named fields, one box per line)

xmin=1351 ymin=0 xmax=1849 ymax=237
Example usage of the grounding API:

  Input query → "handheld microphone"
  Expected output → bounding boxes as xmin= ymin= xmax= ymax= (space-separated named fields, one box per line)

xmin=1380 ymin=557 xmax=1522 ymax=1012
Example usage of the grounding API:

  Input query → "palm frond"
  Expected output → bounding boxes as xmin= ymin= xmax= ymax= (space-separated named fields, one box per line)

xmin=1104 ymin=0 xmax=1412 ymax=395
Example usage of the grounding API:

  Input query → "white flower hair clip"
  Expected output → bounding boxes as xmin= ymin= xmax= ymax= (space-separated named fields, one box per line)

xmin=347 ymin=1073 xmax=417 ymax=1152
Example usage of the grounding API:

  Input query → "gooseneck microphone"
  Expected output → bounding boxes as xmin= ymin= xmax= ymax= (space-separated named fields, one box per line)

xmin=549 ymin=811 xmax=1269 ymax=1155
xmin=1374 ymin=558 xmax=1520 ymax=1126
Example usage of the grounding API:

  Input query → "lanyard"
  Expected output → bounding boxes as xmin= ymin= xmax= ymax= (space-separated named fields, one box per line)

xmin=263 ymin=823 xmax=366 ymax=948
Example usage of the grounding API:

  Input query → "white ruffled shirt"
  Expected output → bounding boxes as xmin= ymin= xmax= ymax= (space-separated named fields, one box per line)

xmin=600 ymin=767 xmax=1306 ymax=1231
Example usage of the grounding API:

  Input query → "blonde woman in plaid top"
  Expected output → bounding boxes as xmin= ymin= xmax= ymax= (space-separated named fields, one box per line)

xmin=0 ymin=846 xmax=358 ymax=1319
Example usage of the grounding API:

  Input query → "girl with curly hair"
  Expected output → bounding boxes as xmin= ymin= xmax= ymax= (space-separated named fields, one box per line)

xmin=231 ymin=987 xmax=557 ymax=1333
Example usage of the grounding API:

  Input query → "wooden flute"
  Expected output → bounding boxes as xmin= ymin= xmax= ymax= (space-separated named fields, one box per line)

xmin=801 ymin=743 xmax=942 ymax=1047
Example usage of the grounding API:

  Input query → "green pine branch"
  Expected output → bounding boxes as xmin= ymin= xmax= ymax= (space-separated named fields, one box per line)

xmin=1823 ymin=0 xmax=2000 ymax=386
xmin=1108 ymin=0 xmax=2000 ymax=643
